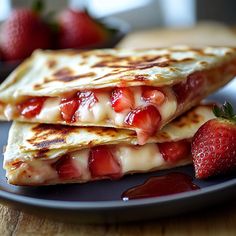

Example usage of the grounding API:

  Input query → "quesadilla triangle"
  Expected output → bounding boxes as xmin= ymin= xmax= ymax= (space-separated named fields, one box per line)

xmin=4 ymin=104 xmax=215 ymax=186
xmin=0 ymin=46 xmax=236 ymax=144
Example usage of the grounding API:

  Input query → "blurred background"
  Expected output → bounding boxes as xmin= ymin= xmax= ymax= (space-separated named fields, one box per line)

xmin=1 ymin=0 xmax=236 ymax=69
xmin=1 ymin=0 xmax=236 ymax=28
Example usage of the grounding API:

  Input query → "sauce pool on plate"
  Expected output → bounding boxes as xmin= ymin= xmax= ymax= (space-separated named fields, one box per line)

xmin=122 ymin=172 xmax=200 ymax=201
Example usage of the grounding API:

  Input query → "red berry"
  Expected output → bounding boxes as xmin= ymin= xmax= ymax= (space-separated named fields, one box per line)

xmin=111 ymin=87 xmax=134 ymax=112
xmin=125 ymin=105 xmax=161 ymax=145
xmin=78 ymin=91 xmax=98 ymax=108
xmin=142 ymin=87 xmax=165 ymax=105
xmin=54 ymin=155 xmax=81 ymax=180
xmin=159 ymin=140 xmax=191 ymax=163
xmin=57 ymin=9 xmax=108 ymax=49
xmin=17 ymin=97 xmax=46 ymax=118
xmin=0 ymin=9 xmax=51 ymax=61
xmin=192 ymin=118 xmax=236 ymax=179
xmin=89 ymin=146 xmax=121 ymax=179
xmin=59 ymin=91 xmax=97 ymax=123
xmin=59 ymin=97 xmax=80 ymax=123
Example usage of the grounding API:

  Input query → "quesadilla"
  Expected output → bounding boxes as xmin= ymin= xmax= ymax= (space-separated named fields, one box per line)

xmin=4 ymin=104 xmax=214 ymax=186
xmin=0 ymin=46 xmax=235 ymax=144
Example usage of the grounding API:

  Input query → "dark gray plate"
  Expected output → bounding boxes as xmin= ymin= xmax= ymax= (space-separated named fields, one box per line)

xmin=0 ymin=80 xmax=235 ymax=223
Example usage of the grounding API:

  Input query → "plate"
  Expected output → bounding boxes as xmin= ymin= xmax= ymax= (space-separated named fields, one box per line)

xmin=0 ymin=79 xmax=236 ymax=223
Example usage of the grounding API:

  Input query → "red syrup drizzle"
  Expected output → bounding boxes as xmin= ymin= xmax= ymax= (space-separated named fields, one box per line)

xmin=121 ymin=172 xmax=200 ymax=201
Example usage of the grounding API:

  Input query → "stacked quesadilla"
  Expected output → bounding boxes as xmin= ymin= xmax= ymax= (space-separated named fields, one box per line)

xmin=1 ymin=46 xmax=236 ymax=186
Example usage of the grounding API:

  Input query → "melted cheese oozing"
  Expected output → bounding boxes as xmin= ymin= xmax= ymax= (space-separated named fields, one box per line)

xmin=37 ymin=97 xmax=60 ymax=121
xmin=71 ymin=144 xmax=166 ymax=177
xmin=158 ymin=87 xmax=177 ymax=122
xmin=7 ymin=142 xmax=191 ymax=185
xmin=116 ymin=144 xmax=165 ymax=173
xmin=34 ymin=86 xmax=177 ymax=126
xmin=4 ymin=104 xmax=17 ymax=120
xmin=7 ymin=160 xmax=57 ymax=185
xmin=71 ymin=149 xmax=91 ymax=180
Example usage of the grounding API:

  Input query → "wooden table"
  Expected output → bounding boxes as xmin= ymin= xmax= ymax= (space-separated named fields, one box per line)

xmin=0 ymin=200 xmax=236 ymax=235
xmin=1 ymin=23 xmax=236 ymax=235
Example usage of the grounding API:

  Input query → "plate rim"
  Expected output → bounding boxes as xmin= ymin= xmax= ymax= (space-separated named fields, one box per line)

xmin=0 ymin=177 xmax=235 ymax=210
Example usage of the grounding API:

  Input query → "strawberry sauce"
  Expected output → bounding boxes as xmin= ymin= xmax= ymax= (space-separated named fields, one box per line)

xmin=17 ymin=97 xmax=46 ymax=118
xmin=121 ymin=172 xmax=200 ymax=201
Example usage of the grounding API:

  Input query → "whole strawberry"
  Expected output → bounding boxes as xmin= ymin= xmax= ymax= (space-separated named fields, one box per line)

xmin=0 ymin=8 xmax=51 ymax=61
xmin=57 ymin=9 xmax=108 ymax=49
xmin=192 ymin=102 xmax=236 ymax=179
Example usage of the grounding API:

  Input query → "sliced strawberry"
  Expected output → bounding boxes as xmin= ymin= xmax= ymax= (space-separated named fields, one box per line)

xmin=111 ymin=87 xmax=134 ymax=112
xmin=125 ymin=105 xmax=161 ymax=145
xmin=17 ymin=97 xmax=46 ymax=118
xmin=142 ymin=87 xmax=165 ymax=105
xmin=159 ymin=139 xmax=191 ymax=163
xmin=60 ymin=91 xmax=97 ymax=122
xmin=78 ymin=91 xmax=98 ymax=108
xmin=89 ymin=146 xmax=121 ymax=179
xmin=59 ymin=96 xmax=80 ymax=122
xmin=173 ymin=72 xmax=205 ymax=104
xmin=54 ymin=155 xmax=81 ymax=180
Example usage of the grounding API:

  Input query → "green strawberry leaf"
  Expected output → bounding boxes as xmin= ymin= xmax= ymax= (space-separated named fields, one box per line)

xmin=32 ymin=0 xmax=44 ymax=15
xmin=213 ymin=101 xmax=236 ymax=123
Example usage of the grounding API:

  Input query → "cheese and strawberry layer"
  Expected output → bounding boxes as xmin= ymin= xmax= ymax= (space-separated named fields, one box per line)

xmin=6 ymin=140 xmax=191 ymax=186
xmin=2 ymin=71 xmax=207 ymax=144
xmin=2 ymin=55 xmax=236 ymax=145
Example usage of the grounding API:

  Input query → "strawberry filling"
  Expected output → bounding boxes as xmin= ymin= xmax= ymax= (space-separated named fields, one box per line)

xmin=13 ymin=82 xmax=203 ymax=145
xmin=158 ymin=139 xmax=191 ymax=163
xmin=17 ymin=97 xmax=46 ymax=119
xmin=60 ymin=96 xmax=80 ymax=122
xmin=53 ymin=155 xmax=81 ymax=180
xmin=89 ymin=146 xmax=121 ymax=179
xmin=141 ymin=87 xmax=165 ymax=105
xmin=46 ymin=140 xmax=191 ymax=183
xmin=59 ymin=91 xmax=98 ymax=123
xmin=13 ymin=78 xmax=204 ymax=145
xmin=111 ymin=87 xmax=134 ymax=112
xmin=125 ymin=105 xmax=161 ymax=145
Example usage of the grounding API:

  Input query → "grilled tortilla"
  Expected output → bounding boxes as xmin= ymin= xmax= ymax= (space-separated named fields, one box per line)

xmin=0 ymin=46 xmax=235 ymax=144
xmin=4 ymin=104 xmax=215 ymax=186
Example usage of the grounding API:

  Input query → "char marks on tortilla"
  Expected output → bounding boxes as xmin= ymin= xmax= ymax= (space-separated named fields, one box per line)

xmin=0 ymin=46 xmax=236 ymax=99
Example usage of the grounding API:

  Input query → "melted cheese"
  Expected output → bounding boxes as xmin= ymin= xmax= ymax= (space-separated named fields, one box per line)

xmin=116 ymin=144 xmax=165 ymax=173
xmin=31 ymin=86 xmax=177 ymax=128
xmin=6 ymin=160 xmax=57 ymax=185
xmin=4 ymin=105 xmax=14 ymax=121
xmin=158 ymin=87 xmax=177 ymax=122
xmin=37 ymin=97 xmax=60 ymax=121
xmin=8 ymin=143 xmax=170 ymax=185
xmin=71 ymin=149 xmax=90 ymax=180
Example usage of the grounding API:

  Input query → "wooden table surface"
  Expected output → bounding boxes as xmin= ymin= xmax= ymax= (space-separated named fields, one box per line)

xmin=1 ymin=23 xmax=236 ymax=235
xmin=0 ymin=200 xmax=236 ymax=235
